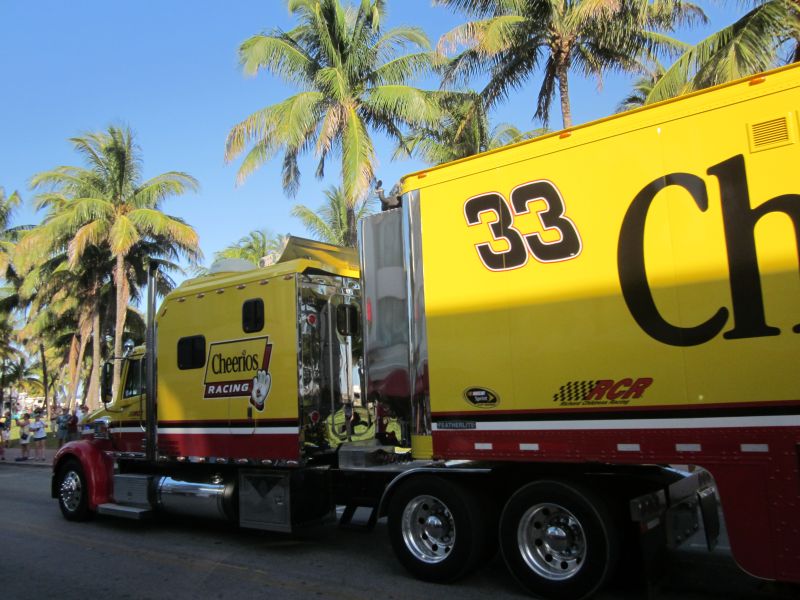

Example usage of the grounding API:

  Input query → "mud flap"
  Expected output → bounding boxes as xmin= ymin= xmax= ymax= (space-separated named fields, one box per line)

xmin=698 ymin=487 xmax=720 ymax=552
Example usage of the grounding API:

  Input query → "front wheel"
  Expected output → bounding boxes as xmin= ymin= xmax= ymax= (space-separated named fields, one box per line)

xmin=388 ymin=476 xmax=487 ymax=583
xmin=56 ymin=459 xmax=93 ymax=521
xmin=499 ymin=480 xmax=619 ymax=600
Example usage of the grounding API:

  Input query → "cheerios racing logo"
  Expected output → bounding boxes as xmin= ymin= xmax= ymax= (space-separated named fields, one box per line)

xmin=203 ymin=337 xmax=272 ymax=410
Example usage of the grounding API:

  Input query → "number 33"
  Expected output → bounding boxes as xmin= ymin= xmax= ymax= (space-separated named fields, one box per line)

xmin=463 ymin=180 xmax=582 ymax=271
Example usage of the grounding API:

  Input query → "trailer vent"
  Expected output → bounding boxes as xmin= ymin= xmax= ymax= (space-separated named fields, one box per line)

xmin=748 ymin=114 xmax=795 ymax=152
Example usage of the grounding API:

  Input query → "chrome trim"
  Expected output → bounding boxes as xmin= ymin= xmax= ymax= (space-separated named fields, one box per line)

xmin=92 ymin=416 xmax=111 ymax=440
xmin=401 ymin=494 xmax=456 ymax=564
xmin=59 ymin=470 xmax=83 ymax=513
xmin=403 ymin=190 xmax=431 ymax=436
xmin=517 ymin=502 xmax=587 ymax=581
xmin=156 ymin=476 xmax=234 ymax=521
xmin=297 ymin=274 xmax=363 ymax=453
xmin=359 ymin=208 xmax=411 ymax=444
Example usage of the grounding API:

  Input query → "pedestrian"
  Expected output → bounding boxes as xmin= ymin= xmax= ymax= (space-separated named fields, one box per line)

xmin=78 ymin=404 xmax=92 ymax=437
xmin=1 ymin=410 xmax=10 ymax=449
xmin=49 ymin=407 xmax=58 ymax=438
xmin=30 ymin=412 xmax=48 ymax=461
xmin=67 ymin=409 xmax=79 ymax=442
xmin=55 ymin=407 xmax=71 ymax=449
xmin=15 ymin=413 xmax=31 ymax=461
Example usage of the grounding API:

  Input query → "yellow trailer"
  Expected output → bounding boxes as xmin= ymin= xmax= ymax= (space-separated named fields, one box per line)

xmin=363 ymin=62 xmax=799 ymax=595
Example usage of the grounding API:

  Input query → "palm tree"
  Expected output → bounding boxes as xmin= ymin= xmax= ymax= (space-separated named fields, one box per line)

xmin=225 ymin=0 xmax=442 ymax=245
xmin=16 ymin=236 xmax=111 ymax=409
xmin=5 ymin=354 xmax=43 ymax=397
xmin=291 ymin=185 xmax=376 ymax=246
xmin=0 ymin=187 xmax=23 ymax=276
xmin=29 ymin=125 xmax=202 ymax=398
xmin=436 ymin=0 xmax=703 ymax=128
xmin=646 ymin=0 xmax=800 ymax=103
xmin=615 ymin=54 xmax=694 ymax=112
xmin=397 ymin=92 xmax=546 ymax=164
xmin=0 ymin=314 xmax=20 ymax=411
xmin=215 ymin=230 xmax=289 ymax=265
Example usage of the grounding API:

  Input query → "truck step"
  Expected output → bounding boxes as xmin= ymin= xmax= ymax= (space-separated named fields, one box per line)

xmin=338 ymin=504 xmax=378 ymax=531
xmin=97 ymin=503 xmax=153 ymax=520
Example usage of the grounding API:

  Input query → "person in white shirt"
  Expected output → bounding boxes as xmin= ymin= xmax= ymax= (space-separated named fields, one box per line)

xmin=29 ymin=412 xmax=48 ymax=461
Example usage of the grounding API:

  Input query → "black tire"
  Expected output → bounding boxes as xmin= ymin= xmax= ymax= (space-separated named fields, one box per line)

xmin=499 ymin=480 xmax=620 ymax=600
xmin=56 ymin=459 xmax=92 ymax=521
xmin=388 ymin=476 xmax=488 ymax=583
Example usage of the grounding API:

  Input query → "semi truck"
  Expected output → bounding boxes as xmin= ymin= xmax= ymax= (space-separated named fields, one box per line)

xmin=53 ymin=62 xmax=800 ymax=600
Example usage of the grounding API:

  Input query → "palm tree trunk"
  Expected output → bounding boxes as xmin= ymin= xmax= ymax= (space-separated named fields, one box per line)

xmin=90 ymin=295 xmax=102 ymax=411
xmin=40 ymin=343 xmax=50 ymax=421
xmin=69 ymin=332 xmax=89 ymax=411
xmin=57 ymin=363 xmax=68 ymax=398
xmin=112 ymin=253 xmax=129 ymax=398
xmin=85 ymin=362 xmax=99 ymax=411
xmin=345 ymin=206 xmax=357 ymax=247
xmin=66 ymin=334 xmax=79 ymax=388
xmin=557 ymin=59 xmax=572 ymax=129
xmin=0 ymin=361 xmax=5 ymax=411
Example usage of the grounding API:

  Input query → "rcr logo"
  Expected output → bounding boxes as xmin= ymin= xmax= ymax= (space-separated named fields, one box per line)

xmin=618 ymin=154 xmax=800 ymax=346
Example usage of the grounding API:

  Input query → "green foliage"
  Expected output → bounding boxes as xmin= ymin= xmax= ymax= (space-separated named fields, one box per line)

xmin=646 ymin=0 xmax=800 ymax=103
xmin=214 ymin=230 xmax=290 ymax=265
xmin=436 ymin=0 xmax=703 ymax=128
xmin=226 ymin=0 xmax=442 ymax=203
xmin=291 ymin=185 xmax=376 ymax=246
xmin=396 ymin=91 xmax=546 ymax=164
xmin=28 ymin=125 xmax=202 ymax=400
xmin=0 ymin=187 xmax=25 ymax=277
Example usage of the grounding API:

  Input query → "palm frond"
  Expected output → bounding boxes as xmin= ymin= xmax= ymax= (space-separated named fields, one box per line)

xmin=239 ymin=33 xmax=314 ymax=85
xmin=648 ymin=0 xmax=794 ymax=103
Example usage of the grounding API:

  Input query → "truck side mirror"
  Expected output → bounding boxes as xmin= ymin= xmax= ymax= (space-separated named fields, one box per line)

xmin=336 ymin=304 xmax=359 ymax=337
xmin=101 ymin=361 xmax=114 ymax=404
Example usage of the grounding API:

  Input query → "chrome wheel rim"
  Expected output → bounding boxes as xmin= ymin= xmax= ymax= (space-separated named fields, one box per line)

xmin=60 ymin=471 xmax=82 ymax=513
xmin=517 ymin=502 xmax=586 ymax=580
xmin=401 ymin=494 xmax=455 ymax=564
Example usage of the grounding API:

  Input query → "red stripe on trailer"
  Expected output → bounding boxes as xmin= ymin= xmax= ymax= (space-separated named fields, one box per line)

xmin=432 ymin=425 xmax=800 ymax=584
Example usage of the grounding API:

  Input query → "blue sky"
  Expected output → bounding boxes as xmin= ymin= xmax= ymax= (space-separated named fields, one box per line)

xmin=1 ymin=0 xmax=736 ymax=276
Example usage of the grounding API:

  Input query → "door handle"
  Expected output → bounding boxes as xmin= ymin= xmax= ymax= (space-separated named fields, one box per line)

xmin=247 ymin=406 xmax=252 ymax=420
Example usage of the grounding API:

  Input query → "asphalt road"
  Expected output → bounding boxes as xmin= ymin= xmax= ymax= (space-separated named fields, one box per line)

xmin=0 ymin=464 xmax=796 ymax=600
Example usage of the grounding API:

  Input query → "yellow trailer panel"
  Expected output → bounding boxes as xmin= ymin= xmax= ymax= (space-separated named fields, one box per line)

xmin=403 ymin=65 xmax=799 ymax=417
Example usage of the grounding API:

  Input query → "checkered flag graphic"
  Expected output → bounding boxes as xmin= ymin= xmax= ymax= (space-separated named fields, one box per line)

xmin=552 ymin=381 xmax=597 ymax=403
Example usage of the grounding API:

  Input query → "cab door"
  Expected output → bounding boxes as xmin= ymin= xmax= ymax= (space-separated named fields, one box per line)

xmin=112 ymin=356 xmax=146 ymax=454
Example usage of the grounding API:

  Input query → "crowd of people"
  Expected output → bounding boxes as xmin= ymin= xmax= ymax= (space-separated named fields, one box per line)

xmin=0 ymin=404 xmax=88 ymax=462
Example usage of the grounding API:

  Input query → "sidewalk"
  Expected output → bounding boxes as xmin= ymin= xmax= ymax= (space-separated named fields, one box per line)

xmin=1 ymin=445 xmax=58 ymax=467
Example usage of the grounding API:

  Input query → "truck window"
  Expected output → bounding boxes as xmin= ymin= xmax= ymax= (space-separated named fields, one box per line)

xmin=123 ymin=359 xmax=144 ymax=398
xmin=242 ymin=298 xmax=264 ymax=333
xmin=177 ymin=335 xmax=206 ymax=369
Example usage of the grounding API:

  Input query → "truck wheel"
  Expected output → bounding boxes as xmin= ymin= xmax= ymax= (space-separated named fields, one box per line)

xmin=57 ymin=459 xmax=92 ymax=521
xmin=499 ymin=480 xmax=619 ymax=600
xmin=388 ymin=476 xmax=486 ymax=583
